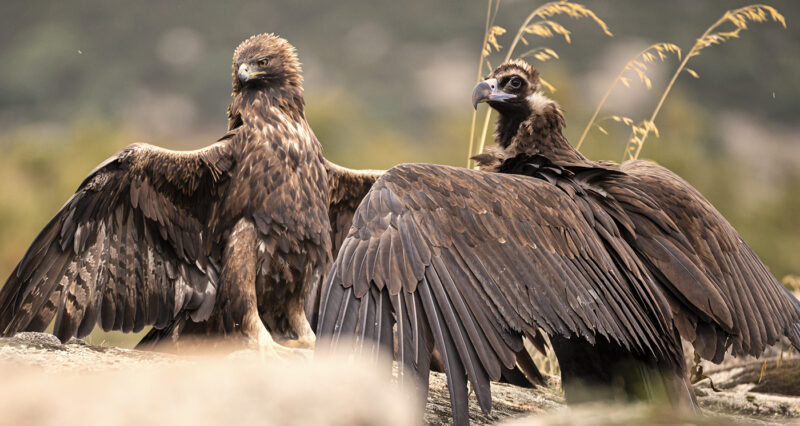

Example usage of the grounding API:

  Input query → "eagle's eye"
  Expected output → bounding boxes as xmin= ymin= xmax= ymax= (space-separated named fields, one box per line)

xmin=256 ymin=58 xmax=269 ymax=68
xmin=508 ymin=76 xmax=523 ymax=89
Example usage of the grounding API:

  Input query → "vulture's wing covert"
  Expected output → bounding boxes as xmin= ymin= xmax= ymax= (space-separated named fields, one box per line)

xmin=317 ymin=163 xmax=683 ymax=424
xmin=618 ymin=160 xmax=800 ymax=360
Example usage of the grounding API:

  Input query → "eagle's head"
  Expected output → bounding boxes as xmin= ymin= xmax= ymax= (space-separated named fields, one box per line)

xmin=471 ymin=59 xmax=546 ymax=114
xmin=232 ymin=33 xmax=302 ymax=93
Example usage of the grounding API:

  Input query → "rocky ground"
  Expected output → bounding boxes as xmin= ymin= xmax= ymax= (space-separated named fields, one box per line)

xmin=0 ymin=332 xmax=798 ymax=425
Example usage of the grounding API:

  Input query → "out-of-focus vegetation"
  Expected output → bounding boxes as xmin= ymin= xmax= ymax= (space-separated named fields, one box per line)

xmin=616 ymin=4 xmax=787 ymax=160
xmin=0 ymin=1 xmax=798 ymax=346
xmin=468 ymin=0 xmax=614 ymax=163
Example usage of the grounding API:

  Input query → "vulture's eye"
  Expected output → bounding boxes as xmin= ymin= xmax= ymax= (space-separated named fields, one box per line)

xmin=508 ymin=76 xmax=523 ymax=89
xmin=256 ymin=58 xmax=269 ymax=67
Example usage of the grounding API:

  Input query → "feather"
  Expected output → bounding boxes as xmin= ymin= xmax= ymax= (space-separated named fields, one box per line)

xmin=426 ymin=262 xmax=492 ymax=413
xmin=417 ymin=279 xmax=470 ymax=426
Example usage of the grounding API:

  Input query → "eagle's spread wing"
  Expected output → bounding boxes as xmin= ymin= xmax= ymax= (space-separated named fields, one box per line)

xmin=618 ymin=160 xmax=800 ymax=359
xmin=317 ymin=163 xmax=682 ymax=424
xmin=324 ymin=160 xmax=384 ymax=256
xmin=0 ymin=142 xmax=234 ymax=342
xmin=304 ymin=160 xmax=383 ymax=329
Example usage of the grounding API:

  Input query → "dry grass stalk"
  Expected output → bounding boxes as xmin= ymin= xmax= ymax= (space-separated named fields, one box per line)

xmin=468 ymin=0 xmax=612 ymax=167
xmin=575 ymin=43 xmax=681 ymax=151
xmin=621 ymin=4 xmax=786 ymax=160
xmin=467 ymin=0 xmax=503 ymax=167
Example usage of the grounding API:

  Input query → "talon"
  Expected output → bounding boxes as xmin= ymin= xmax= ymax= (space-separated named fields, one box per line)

xmin=257 ymin=341 xmax=312 ymax=361
xmin=247 ymin=330 xmax=312 ymax=361
xmin=283 ymin=335 xmax=316 ymax=349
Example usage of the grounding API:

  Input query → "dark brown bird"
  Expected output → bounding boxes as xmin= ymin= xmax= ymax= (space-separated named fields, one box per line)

xmin=316 ymin=59 xmax=800 ymax=424
xmin=0 ymin=34 xmax=381 ymax=355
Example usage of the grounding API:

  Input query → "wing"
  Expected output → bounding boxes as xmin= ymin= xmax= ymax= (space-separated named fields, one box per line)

xmin=618 ymin=160 xmax=800 ymax=359
xmin=0 ymin=141 xmax=234 ymax=342
xmin=324 ymin=160 xmax=384 ymax=255
xmin=317 ymin=163 xmax=682 ymax=424
xmin=304 ymin=160 xmax=382 ymax=328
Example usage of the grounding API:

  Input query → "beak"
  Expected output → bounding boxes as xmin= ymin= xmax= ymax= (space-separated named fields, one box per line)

xmin=237 ymin=63 xmax=263 ymax=83
xmin=471 ymin=78 xmax=515 ymax=109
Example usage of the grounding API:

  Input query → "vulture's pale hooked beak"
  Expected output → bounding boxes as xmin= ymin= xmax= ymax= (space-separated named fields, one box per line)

xmin=471 ymin=78 xmax=515 ymax=109
xmin=237 ymin=63 xmax=264 ymax=83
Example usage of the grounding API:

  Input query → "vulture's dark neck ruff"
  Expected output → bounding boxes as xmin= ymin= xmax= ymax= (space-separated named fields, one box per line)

xmin=473 ymin=96 xmax=591 ymax=172
xmin=472 ymin=60 xmax=589 ymax=170
xmin=494 ymin=93 xmax=587 ymax=166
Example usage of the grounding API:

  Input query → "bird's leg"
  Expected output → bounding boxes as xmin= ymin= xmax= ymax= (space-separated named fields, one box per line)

xmin=283 ymin=296 xmax=316 ymax=349
xmin=241 ymin=307 xmax=296 ymax=359
xmin=222 ymin=218 xmax=296 ymax=359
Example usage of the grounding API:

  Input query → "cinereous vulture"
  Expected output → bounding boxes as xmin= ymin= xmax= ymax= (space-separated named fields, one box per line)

xmin=317 ymin=60 xmax=800 ymax=424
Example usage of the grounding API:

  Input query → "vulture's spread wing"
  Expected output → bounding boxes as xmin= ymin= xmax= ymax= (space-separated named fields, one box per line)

xmin=0 ymin=142 xmax=233 ymax=342
xmin=619 ymin=160 xmax=800 ymax=359
xmin=317 ymin=163 xmax=683 ymax=424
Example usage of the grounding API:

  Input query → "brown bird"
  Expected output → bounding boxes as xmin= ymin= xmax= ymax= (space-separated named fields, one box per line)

xmin=0 ymin=34 xmax=381 ymax=355
xmin=316 ymin=59 xmax=800 ymax=424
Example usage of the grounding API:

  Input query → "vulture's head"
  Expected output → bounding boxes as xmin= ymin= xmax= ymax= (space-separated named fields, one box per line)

xmin=232 ymin=33 xmax=303 ymax=93
xmin=471 ymin=59 xmax=553 ymax=117
xmin=472 ymin=60 xmax=566 ymax=151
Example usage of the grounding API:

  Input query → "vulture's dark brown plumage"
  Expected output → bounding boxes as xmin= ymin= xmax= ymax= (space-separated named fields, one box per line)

xmin=316 ymin=59 xmax=800 ymax=424
xmin=0 ymin=34 xmax=382 ymax=352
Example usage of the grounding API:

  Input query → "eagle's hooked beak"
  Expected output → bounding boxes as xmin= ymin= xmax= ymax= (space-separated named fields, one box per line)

xmin=237 ymin=63 xmax=264 ymax=83
xmin=471 ymin=78 xmax=515 ymax=109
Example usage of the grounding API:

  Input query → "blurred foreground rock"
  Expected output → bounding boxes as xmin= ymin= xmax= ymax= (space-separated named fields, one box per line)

xmin=0 ymin=332 xmax=799 ymax=425
xmin=0 ymin=332 xmax=417 ymax=426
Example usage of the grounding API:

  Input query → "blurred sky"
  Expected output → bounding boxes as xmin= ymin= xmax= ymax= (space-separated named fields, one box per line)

xmin=0 ymin=0 xmax=798 ymax=285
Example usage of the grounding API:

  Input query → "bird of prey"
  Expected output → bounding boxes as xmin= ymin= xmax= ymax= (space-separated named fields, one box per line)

xmin=317 ymin=59 xmax=800 ymax=424
xmin=0 ymin=34 xmax=381 ymax=355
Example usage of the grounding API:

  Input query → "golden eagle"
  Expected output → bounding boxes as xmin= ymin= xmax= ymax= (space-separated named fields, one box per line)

xmin=316 ymin=60 xmax=800 ymax=423
xmin=0 ymin=34 xmax=382 ymax=355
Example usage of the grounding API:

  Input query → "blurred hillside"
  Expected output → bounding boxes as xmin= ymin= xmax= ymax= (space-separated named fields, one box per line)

xmin=0 ymin=0 xmax=798 ymax=341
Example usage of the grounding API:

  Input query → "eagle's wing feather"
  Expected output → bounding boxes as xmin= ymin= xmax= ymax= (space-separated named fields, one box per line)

xmin=324 ymin=160 xmax=384 ymax=256
xmin=305 ymin=160 xmax=383 ymax=328
xmin=0 ymin=142 xmax=233 ymax=342
xmin=317 ymin=163 xmax=683 ymax=422
xmin=618 ymin=160 xmax=800 ymax=359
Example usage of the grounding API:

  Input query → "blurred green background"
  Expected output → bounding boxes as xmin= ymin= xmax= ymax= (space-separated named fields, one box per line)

xmin=0 ymin=1 xmax=798 ymax=345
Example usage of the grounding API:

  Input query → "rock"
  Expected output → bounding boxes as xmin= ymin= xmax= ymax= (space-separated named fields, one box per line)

xmin=499 ymin=403 xmax=778 ymax=425
xmin=502 ymin=352 xmax=800 ymax=425
xmin=0 ymin=332 xmax=417 ymax=426
xmin=0 ymin=331 xmax=180 ymax=372
xmin=693 ymin=355 xmax=800 ymax=421
xmin=1 ymin=332 xmax=799 ymax=425
xmin=424 ymin=375 xmax=563 ymax=425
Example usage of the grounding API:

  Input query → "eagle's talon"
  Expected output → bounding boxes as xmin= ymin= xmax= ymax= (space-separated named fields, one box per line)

xmin=282 ymin=335 xmax=316 ymax=349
